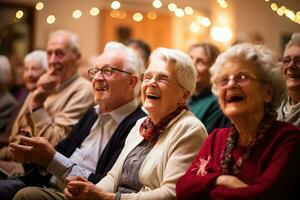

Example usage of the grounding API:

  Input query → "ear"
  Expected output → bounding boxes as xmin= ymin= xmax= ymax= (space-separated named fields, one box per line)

xmin=180 ymin=90 xmax=191 ymax=104
xmin=263 ymin=85 xmax=273 ymax=103
xmin=128 ymin=75 xmax=138 ymax=89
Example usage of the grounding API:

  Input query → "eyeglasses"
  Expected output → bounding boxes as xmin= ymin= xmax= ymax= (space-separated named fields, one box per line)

xmin=214 ymin=72 xmax=262 ymax=89
xmin=279 ymin=56 xmax=300 ymax=67
xmin=141 ymin=72 xmax=183 ymax=88
xmin=88 ymin=66 xmax=132 ymax=79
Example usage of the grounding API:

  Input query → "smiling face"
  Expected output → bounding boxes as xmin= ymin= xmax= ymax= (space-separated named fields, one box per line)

xmin=23 ymin=60 xmax=46 ymax=91
xmin=188 ymin=46 xmax=211 ymax=92
xmin=92 ymin=52 xmax=137 ymax=113
xmin=47 ymin=34 xmax=80 ymax=83
xmin=282 ymin=45 xmax=300 ymax=93
xmin=217 ymin=59 xmax=273 ymax=120
xmin=141 ymin=58 xmax=188 ymax=123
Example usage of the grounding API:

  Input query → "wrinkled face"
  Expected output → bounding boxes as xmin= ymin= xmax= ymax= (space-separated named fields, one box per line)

xmin=189 ymin=47 xmax=211 ymax=90
xmin=92 ymin=52 xmax=135 ymax=112
xmin=282 ymin=45 xmax=300 ymax=92
xmin=47 ymin=35 xmax=79 ymax=83
xmin=216 ymin=60 xmax=273 ymax=119
xmin=23 ymin=60 xmax=46 ymax=91
xmin=141 ymin=58 xmax=187 ymax=122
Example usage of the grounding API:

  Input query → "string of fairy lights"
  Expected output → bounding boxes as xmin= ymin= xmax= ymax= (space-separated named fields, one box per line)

xmin=264 ymin=0 xmax=300 ymax=24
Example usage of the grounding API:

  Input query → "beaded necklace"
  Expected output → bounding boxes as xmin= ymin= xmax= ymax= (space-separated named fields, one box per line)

xmin=220 ymin=112 xmax=277 ymax=175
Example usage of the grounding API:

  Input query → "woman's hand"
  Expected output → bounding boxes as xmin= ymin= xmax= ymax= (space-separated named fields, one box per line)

xmin=64 ymin=176 xmax=115 ymax=200
xmin=215 ymin=175 xmax=248 ymax=188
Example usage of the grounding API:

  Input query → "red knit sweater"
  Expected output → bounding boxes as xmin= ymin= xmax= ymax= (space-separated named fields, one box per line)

xmin=176 ymin=121 xmax=300 ymax=200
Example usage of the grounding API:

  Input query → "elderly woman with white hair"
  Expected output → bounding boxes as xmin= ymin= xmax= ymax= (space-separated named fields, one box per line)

xmin=176 ymin=43 xmax=300 ymax=200
xmin=278 ymin=32 xmax=300 ymax=127
xmin=64 ymin=48 xmax=207 ymax=200
xmin=0 ymin=55 xmax=17 ymax=134
xmin=0 ymin=50 xmax=47 ymax=173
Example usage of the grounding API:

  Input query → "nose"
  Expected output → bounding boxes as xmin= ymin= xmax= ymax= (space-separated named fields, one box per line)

xmin=93 ymin=71 xmax=105 ymax=80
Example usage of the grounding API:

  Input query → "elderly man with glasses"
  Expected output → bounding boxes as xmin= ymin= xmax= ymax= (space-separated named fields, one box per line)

xmin=278 ymin=32 xmax=300 ymax=127
xmin=0 ymin=42 xmax=146 ymax=200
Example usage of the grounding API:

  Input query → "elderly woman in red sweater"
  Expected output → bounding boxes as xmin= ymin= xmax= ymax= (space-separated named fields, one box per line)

xmin=176 ymin=43 xmax=300 ymax=200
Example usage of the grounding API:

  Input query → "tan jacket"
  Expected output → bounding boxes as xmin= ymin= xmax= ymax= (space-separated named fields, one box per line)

xmin=9 ymin=74 xmax=94 ymax=145
xmin=97 ymin=109 xmax=207 ymax=200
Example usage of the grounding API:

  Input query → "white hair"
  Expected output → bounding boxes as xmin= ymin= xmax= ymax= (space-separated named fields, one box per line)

xmin=0 ymin=55 xmax=12 ymax=86
xmin=24 ymin=50 xmax=48 ymax=70
xmin=149 ymin=47 xmax=197 ymax=93
xmin=49 ymin=30 xmax=80 ymax=54
xmin=210 ymin=43 xmax=286 ymax=112
xmin=103 ymin=41 xmax=144 ymax=96
xmin=285 ymin=32 xmax=300 ymax=50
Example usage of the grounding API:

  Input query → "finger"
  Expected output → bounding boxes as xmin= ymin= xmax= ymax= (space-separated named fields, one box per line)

xmin=64 ymin=188 xmax=75 ymax=200
xmin=66 ymin=176 xmax=82 ymax=183
xmin=9 ymin=143 xmax=33 ymax=151
xmin=19 ymin=136 xmax=36 ymax=146
xmin=68 ymin=181 xmax=87 ymax=188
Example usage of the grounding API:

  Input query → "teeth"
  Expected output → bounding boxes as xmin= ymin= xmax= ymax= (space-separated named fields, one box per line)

xmin=147 ymin=94 xmax=159 ymax=99
xmin=227 ymin=95 xmax=244 ymax=103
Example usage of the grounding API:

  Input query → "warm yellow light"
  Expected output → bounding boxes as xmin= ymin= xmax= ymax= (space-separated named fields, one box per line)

xmin=277 ymin=8 xmax=284 ymax=16
xmin=16 ymin=10 xmax=24 ymax=19
xmin=211 ymin=27 xmax=232 ymax=42
xmin=189 ymin=22 xmax=200 ymax=33
xmin=72 ymin=10 xmax=82 ymax=19
xmin=197 ymin=16 xmax=211 ymax=27
xmin=118 ymin=11 xmax=127 ymax=19
xmin=220 ymin=2 xmax=228 ymax=8
xmin=286 ymin=10 xmax=296 ymax=20
xmin=111 ymin=1 xmax=121 ymax=10
xmin=265 ymin=0 xmax=270 ymax=2
xmin=147 ymin=11 xmax=157 ymax=20
xmin=110 ymin=10 xmax=120 ymax=18
xmin=271 ymin=3 xmax=278 ymax=11
xmin=175 ymin=8 xmax=184 ymax=17
xmin=35 ymin=2 xmax=44 ymax=10
xmin=168 ymin=3 xmax=177 ymax=12
xmin=46 ymin=15 xmax=55 ymax=24
xmin=184 ymin=6 xmax=194 ymax=15
xmin=90 ymin=7 xmax=100 ymax=16
xmin=133 ymin=12 xmax=143 ymax=22
xmin=280 ymin=6 xmax=286 ymax=13
xmin=152 ymin=0 xmax=162 ymax=9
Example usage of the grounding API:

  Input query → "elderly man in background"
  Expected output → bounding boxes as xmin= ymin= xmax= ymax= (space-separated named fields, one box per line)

xmin=2 ymin=43 xmax=146 ymax=200
xmin=278 ymin=32 xmax=300 ymax=127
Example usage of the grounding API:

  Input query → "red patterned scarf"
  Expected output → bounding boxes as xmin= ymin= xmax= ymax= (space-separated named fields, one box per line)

xmin=140 ymin=105 xmax=188 ymax=144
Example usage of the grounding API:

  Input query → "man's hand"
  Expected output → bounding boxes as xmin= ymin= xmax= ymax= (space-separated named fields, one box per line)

xmin=216 ymin=175 xmax=248 ymax=188
xmin=9 ymin=136 xmax=56 ymax=166
xmin=31 ymin=73 xmax=60 ymax=110
xmin=64 ymin=176 xmax=115 ymax=200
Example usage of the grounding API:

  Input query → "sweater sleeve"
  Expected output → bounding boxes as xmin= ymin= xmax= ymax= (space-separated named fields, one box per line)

xmin=27 ymin=79 xmax=93 ymax=146
xmin=176 ymin=130 xmax=221 ymax=200
xmin=210 ymin=130 xmax=300 ymax=200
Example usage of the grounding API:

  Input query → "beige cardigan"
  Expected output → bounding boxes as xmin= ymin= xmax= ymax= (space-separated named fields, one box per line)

xmin=97 ymin=109 xmax=207 ymax=200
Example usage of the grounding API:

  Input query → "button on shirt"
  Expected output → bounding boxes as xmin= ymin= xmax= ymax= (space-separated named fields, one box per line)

xmin=47 ymin=99 xmax=138 ymax=191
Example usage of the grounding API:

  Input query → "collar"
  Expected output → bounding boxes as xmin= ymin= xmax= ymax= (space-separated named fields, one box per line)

xmin=56 ymin=73 xmax=79 ymax=93
xmin=94 ymin=99 xmax=139 ymax=124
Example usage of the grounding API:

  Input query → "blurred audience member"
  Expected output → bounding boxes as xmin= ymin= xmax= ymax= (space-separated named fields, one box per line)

xmin=188 ymin=43 xmax=230 ymax=133
xmin=125 ymin=39 xmax=151 ymax=68
xmin=0 ymin=50 xmax=47 ymax=162
xmin=177 ymin=43 xmax=300 ymax=200
xmin=278 ymin=32 xmax=300 ymax=127
xmin=0 ymin=55 xmax=17 ymax=134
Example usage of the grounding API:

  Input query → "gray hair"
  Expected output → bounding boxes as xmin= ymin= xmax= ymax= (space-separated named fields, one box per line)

xmin=104 ymin=41 xmax=144 ymax=96
xmin=24 ymin=50 xmax=48 ymax=70
xmin=0 ymin=55 xmax=12 ymax=86
xmin=285 ymin=32 xmax=300 ymax=52
xmin=49 ymin=30 xmax=80 ymax=54
xmin=150 ymin=47 xmax=197 ymax=93
xmin=210 ymin=43 xmax=286 ymax=112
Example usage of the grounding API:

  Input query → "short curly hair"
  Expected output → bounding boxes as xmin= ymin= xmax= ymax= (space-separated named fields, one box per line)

xmin=210 ymin=43 xmax=286 ymax=112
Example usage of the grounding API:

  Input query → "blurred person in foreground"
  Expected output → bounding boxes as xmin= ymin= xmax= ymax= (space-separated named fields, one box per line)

xmin=176 ymin=43 xmax=300 ymax=200
xmin=188 ymin=43 xmax=230 ymax=133
xmin=278 ymin=32 xmax=300 ymax=127
xmin=63 ymin=47 xmax=207 ymax=200
xmin=0 ymin=55 xmax=17 ymax=134
xmin=1 ymin=43 xmax=146 ymax=200
xmin=0 ymin=50 xmax=47 ymax=176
